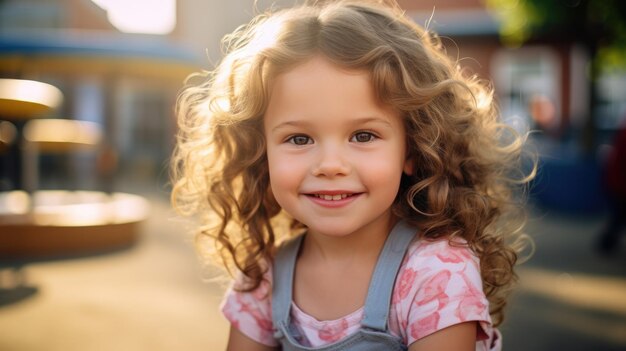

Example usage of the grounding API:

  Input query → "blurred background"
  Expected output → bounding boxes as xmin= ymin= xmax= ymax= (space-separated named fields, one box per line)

xmin=0 ymin=0 xmax=624 ymax=350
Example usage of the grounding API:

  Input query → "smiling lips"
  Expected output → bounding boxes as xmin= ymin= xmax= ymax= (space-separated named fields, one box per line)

xmin=305 ymin=192 xmax=361 ymax=207
xmin=313 ymin=193 xmax=351 ymax=201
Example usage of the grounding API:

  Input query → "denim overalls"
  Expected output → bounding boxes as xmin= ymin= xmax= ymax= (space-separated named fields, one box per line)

xmin=271 ymin=221 xmax=417 ymax=350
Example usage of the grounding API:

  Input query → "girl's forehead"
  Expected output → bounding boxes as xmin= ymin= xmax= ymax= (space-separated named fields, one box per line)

xmin=275 ymin=55 xmax=368 ymax=79
xmin=267 ymin=55 xmax=378 ymax=107
xmin=274 ymin=56 xmax=368 ymax=88
xmin=264 ymin=56 xmax=400 ymax=129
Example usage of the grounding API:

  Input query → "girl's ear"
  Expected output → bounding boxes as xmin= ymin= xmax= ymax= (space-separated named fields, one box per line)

xmin=403 ymin=158 xmax=413 ymax=175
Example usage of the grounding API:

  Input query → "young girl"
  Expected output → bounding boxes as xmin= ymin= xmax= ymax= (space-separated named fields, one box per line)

xmin=171 ymin=1 xmax=534 ymax=350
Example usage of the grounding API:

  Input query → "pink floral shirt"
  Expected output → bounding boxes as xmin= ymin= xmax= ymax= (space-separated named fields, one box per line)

xmin=221 ymin=238 xmax=502 ymax=350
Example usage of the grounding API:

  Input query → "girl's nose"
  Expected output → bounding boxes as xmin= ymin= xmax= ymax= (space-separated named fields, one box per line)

xmin=311 ymin=144 xmax=350 ymax=177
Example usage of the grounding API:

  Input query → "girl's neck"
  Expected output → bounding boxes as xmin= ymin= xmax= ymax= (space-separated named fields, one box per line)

xmin=301 ymin=213 xmax=396 ymax=264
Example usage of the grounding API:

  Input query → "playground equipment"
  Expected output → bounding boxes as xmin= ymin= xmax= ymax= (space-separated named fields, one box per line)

xmin=0 ymin=78 xmax=148 ymax=282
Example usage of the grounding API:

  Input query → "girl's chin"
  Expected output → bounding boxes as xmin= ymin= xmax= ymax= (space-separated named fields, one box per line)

xmin=303 ymin=223 xmax=363 ymax=238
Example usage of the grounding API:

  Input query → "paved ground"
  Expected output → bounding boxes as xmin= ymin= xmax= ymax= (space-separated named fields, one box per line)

xmin=0 ymin=193 xmax=624 ymax=350
xmin=503 ymin=207 xmax=626 ymax=351
xmin=0 ymin=194 xmax=231 ymax=351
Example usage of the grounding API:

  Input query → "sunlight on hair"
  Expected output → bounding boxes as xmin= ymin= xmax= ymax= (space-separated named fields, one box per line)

xmin=212 ymin=97 xmax=231 ymax=114
xmin=91 ymin=0 xmax=176 ymax=34
xmin=474 ymin=87 xmax=492 ymax=111
xmin=248 ymin=16 xmax=284 ymax=53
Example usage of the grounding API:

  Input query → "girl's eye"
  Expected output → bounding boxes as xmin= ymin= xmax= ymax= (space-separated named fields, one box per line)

xmin=287 ymin=135 xmax=313 ymax=145
xmin=351 ymin=132 xmax=376 ymax=143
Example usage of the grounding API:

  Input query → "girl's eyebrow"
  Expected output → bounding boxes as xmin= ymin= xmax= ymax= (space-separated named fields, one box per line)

xmin=270 ymin=116 xmax=393 ymax=132
xmin=350 ymin=117 xmax=393 ymax=128
xmin=270 ymin=120 xmax=312 ymax=132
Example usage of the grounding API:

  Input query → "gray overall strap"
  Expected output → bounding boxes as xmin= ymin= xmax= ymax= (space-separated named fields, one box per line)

xmin=361 ymin=220 xmax=417 ymax=332
xmin=272 ymin=234 xmax=304 ymax=336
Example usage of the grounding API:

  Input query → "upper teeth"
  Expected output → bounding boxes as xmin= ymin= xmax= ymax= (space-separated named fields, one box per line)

xmin=315 ymin=194 xmax=349 ymax=200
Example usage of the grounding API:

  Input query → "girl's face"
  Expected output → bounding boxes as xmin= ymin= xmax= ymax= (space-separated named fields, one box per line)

xmin=264 ymin=56 xmax=411 ymax=238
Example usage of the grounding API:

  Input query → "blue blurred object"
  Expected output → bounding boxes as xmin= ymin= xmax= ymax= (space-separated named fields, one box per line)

xmin=531 ymin=149 xmax=606 ymax=214
xmin=0 ymin=30 xmax=199 ymax=63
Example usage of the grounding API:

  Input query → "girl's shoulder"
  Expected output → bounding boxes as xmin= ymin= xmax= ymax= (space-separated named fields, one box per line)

xmin=393 ymin=237 xmax=484 ymax=307
xmin=390 ymin=237 xmax=493 ymax=346
xmin=399 ymin=237 xmax=484 ymax=300
xmin=394 ymin=237 xmax=482 ymax=305
xmin=404 ymin=237 xmax=479 ymax=269
xmin=221 ymin=267 xmax=277 ymax=347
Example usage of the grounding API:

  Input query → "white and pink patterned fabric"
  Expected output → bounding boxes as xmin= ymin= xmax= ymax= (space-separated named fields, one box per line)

xmin=221 ymin=238 xmax=501 ymax=350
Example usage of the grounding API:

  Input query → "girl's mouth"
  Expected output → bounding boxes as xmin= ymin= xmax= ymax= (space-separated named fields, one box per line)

xmin=305 ymin=192 xmax=361 ymax=208
xmin=312 ymin=194 xmax=353 ymax=201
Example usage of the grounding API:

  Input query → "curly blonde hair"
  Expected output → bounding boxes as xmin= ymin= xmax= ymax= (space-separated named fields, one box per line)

xmin=171 ymin=0 xmax=535 ymax=327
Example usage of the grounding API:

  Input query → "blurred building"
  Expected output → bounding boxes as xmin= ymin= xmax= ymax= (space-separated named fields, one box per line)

xmin=397 ymin=0 xmax=626 ymax=212
xmin=0 ymin=0 xmax=199 ymax=192
xmin=398 ymin=0 xmax=591 ymax=137
xmin=0 ymin=0 xmax=114 ymax=31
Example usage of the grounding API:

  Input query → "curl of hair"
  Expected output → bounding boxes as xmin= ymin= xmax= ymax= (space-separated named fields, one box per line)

xmin=171 ymin=0 xmax=537 ymax=326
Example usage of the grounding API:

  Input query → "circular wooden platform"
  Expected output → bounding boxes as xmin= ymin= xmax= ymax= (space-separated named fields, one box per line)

xmin=0 ymin=190 xmax=149 ymax=260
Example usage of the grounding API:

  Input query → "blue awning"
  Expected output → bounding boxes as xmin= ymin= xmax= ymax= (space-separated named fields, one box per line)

xmin=0 ymin=29 xmax=201 ymax=65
